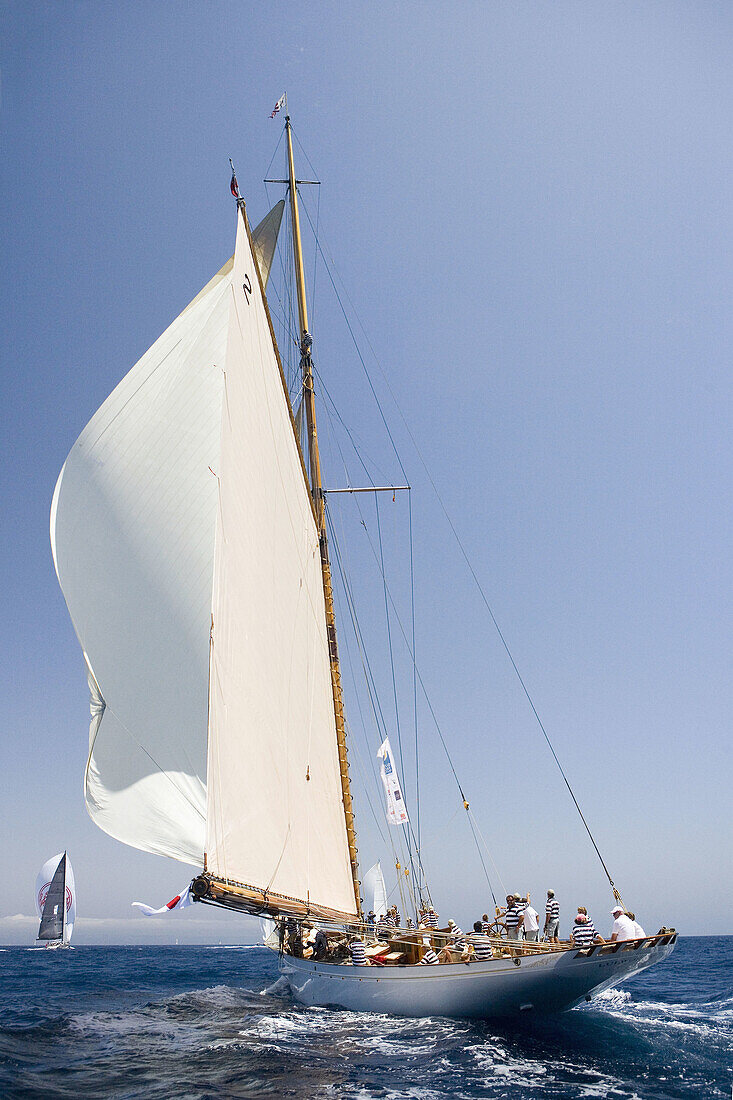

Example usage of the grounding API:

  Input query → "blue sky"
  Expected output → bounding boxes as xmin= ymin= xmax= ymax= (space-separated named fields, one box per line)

xmin=1 ymin=2 xmax=731 ymax=943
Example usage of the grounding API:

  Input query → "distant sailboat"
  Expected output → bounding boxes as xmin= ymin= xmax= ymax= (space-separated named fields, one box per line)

xmin=364 ymin=862 xmax=388 ymax=922
xmin=35 ymin=852 xmax=75 ymax=948
xmin=51 ymin=107 xmax=676 ymax=1015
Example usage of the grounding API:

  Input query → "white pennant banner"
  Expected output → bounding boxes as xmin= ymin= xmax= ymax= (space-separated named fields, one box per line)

xmin=131 ymin=886 xmax=193 ymax=917
xmin=377 ymin=738 xmax=409 ymax=826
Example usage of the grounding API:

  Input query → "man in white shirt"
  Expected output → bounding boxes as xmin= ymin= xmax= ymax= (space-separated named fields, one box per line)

xmin=609 ymin=905 xmax=636 ymax=941
xmin=520 ymin=897 xmax=540 ymax=942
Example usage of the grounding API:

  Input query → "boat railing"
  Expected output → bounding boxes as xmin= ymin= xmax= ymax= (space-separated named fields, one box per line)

xmin=274 ymin=915 xmax=673 ymax=968
xmin=279 ymin=919 xmax=677 ymax=964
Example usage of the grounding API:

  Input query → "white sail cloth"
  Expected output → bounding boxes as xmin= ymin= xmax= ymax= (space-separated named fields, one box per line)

xmin=131 ymin=887 xmax=192 ymax=916
xmin=363 ymin=862 xmax=388 ymax=920
xmin=51 ymin=262 xmax=229 ymax=864
xmin=204 ymin=211 xmax=357 ymax=919
xmin=50 ymin=207 xmax=287 ymax=868
xmin=51 ymin=202 xmax=357 ymax=919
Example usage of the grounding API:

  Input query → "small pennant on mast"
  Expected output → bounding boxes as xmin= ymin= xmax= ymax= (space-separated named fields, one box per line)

xmin=270 ymin=93 xmax=286 ymax=118
xmin=229 ymin=158 xmax=240 ymax=200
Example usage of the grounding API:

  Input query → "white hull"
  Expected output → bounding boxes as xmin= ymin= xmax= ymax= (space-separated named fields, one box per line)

xmin=281 ymin=937 xmax=676 ymax=1019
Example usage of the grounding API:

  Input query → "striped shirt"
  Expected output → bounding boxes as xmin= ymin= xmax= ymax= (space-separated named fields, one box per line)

xmin=467 ymin=932 xmax=493 ymax=961
xmin=504 ymin=906 xmax=522 ymax=930
xmin=481 ymin=919 xmax=491 ymax=934
xmin=349 ymin=939 xmax=368 ymax=965
xmin=571 ymin=919 xmax=597 ymax=948
xmin=420 ymin=947 xmax=439 ymax=965
xmin=425 ymin=911 xmax=439 ymax=930
xmin=546 ymin=898 xmax=559 ymax=920
xmin=448 ymin=925 xmax=466 ymax=946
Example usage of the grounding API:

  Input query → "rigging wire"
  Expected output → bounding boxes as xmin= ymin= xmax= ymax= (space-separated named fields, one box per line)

xmin=319 ymin=390 xmax=498 ymax=904
xmin=408 ymin=492 xmax=421 ymax=892
xmin=298 ymin=191 xmax=622 ymax=902
xmin=374 ymin=495 xmax=411 ymax=853
xmin=325 ymin=501 xmax=430 ymax=913
xmin=268 ymin=125 xmax=430 ymax=915
xmin=317 ymin=374 xmax=427 ymax=901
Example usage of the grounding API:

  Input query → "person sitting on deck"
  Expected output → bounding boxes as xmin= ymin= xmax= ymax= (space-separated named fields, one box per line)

xmin=447 ymin=919 xmax=466 ymax=947
xmin=610 ymin=905 xmax=636 ymax=941
xmin=312 ymin=928 xmax=329 ymax=961
xmin=420 ymin=937 xmax=440 ymax=965
xmin=481 ymin=913 xmax=491 ymax=935
xmin=468 ymin=921 xmax=493 ymax=961
xmin=437 ymin=941 xmax=456 ymax=964
xmin=349 ymin=935 xmax=370 ymax=966
xmin=571 ymin=907 xmax=603 ymax=949
xmin=626 ymin=911 xmax=646 ymax=938
xmin=439 ymin=919 xmax=468 ymax=962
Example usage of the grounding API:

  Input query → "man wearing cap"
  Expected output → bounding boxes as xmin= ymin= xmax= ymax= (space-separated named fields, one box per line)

xmin=520 ymin=896 xmax=540 ymax=942
xmin=447 ymin=918 xmax=466 ymax=947
xmin=610 ymin=905 xmax=635 ymax=941
xmin=503 ymin=895 xmax=524 ymax=941
xmin=544 ymin=890 xmax=559 ymax=943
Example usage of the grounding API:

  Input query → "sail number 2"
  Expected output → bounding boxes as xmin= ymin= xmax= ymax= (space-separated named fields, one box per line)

xmin=242 ymin=275 xmax=252 ymax=304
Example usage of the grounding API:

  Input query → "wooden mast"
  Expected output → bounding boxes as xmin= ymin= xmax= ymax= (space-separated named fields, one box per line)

xmin=285 ymin=114 xmax=362 ymax=918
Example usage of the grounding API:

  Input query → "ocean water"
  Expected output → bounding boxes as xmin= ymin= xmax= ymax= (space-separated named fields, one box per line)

xmin=0 ymin=938 xmax=730 ymax=1099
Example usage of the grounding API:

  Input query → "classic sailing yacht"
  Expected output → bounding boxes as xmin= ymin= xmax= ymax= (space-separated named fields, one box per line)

xmin=35 ymin=852 xmax=76 ymax=948
xmin=51 ymin=111 xmax=675 ymax=1016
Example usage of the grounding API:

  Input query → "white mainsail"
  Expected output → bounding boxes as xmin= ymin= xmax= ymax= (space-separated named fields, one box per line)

xmin=205 ymin=210 xmax=357 ymax=919
xmin=51 ymin=200 xmax=357 ymax=918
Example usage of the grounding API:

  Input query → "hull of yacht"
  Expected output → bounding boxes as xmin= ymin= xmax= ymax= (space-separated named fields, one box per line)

xmin=280 ymin=935 xmax=676 ymax=1018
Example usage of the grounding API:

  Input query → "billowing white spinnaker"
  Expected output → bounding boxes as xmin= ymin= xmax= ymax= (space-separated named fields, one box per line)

xmin=50 ymin=203 xmax=287 ymax=867
xmin=51 ymin=262 xmax=231 ymax=864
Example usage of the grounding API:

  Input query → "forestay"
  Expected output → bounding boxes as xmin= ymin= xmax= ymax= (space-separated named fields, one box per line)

xmin=204 ymin=208 xmax=357 ymax=920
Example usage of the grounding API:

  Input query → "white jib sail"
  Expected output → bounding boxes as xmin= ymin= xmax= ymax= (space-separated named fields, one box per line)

xmin=377 ymin=738 xmax=409 ymax=826
xmin=205 ymin=208 xmax=357 ymax=919
xmin=363 ymin=861 xmax=388 ymax=920
xmin=35 ymin=853 xmax=77 ymax=942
